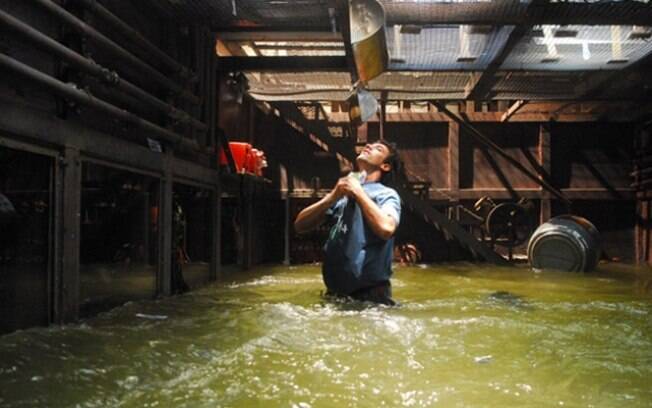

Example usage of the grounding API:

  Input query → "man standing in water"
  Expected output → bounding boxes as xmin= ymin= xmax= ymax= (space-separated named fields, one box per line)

xmin=294 ymin=141 xmax=402 ymax=305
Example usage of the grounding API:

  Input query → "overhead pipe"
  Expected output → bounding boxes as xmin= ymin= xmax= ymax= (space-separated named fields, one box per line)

xmin=0 ymin=52 xmax=199 ymax=152
xmin=73 ymin=0 xmax=198 ymax=83
xmin=0 ymin=8 xmax=206 ymax=131
xmin=31 ymin=0 xmax=201 ymax=105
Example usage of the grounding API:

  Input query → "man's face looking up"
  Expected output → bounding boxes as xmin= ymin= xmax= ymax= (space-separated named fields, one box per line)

xmin=357 ymin=142 xmax=391 ymax=172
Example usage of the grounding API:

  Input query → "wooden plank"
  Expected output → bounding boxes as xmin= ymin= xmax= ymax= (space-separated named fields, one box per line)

xmin=501 ymin=100 xmax=528 ymax=122
xmin=327 ymin=110 xmax=625 ymax=123
xmin=216 ymin=31 xmax=343 ymax=42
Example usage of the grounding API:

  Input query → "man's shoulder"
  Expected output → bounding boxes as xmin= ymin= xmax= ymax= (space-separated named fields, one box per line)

xmin=365 ymin=183 xmax=400 ymax=201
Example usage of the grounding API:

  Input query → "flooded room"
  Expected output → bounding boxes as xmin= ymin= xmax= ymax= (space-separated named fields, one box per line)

xmin=1 ymin=0 xmax=652 ymax=406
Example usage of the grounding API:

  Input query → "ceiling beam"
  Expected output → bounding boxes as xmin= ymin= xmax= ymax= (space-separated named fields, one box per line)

xmin=465 ymin=0 xmax=545 ymax=101
xmin=216 ymin=56 xmax=348 ymax=72
xmin=464 ymin=26 xmax=528 ymax=101
xmin=384 ymin=1 xmax=652 ymax=26
xmin=335 ymin=0 xmax=358 ymax=84
xmin=216 ymin=31 xmax=342 ymax=42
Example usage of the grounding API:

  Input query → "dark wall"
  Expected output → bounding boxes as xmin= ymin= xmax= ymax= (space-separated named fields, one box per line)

xmin=460 ymin=123 xmax=540 ymax=189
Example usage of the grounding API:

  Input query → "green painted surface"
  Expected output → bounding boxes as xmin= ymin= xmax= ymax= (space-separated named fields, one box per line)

xmin=1 ymin=263 xmax=652 ymax=407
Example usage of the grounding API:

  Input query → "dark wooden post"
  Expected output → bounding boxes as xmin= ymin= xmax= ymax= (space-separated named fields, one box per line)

xmin=539 ymin=123 xmax=552 ymax=224
xmin=159 ymin=151 xmax=173 ymax=295
xmin=59 ymin=146 xmax=81 ymax=322
xmin=448 ymin=121 xmax=460 ymax=203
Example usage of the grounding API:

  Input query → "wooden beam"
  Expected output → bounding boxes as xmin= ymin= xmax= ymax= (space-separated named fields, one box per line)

xmin=501 ymin=100 xmax=527 ymax=122
xmin=216 ymin=31 xmax=342 ymax=42
xmin=216 ymin=56 xmax=348 ymax=72
xmin=326 ymin=110 xmax=632 ymax=123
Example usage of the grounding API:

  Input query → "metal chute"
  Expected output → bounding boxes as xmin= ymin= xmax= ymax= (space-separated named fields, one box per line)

xmin=349 ymin=0 xmax=388 ymax=83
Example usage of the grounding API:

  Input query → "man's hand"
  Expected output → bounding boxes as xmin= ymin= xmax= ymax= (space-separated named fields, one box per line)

xmin=333 ymin=174 xmax=365 ymax=201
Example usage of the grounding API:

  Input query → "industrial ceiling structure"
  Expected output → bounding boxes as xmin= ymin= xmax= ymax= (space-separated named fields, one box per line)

xmin=141 ymin=0 xmax=652 ymax=104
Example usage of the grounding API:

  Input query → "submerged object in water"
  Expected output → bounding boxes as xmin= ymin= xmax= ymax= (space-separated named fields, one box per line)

xmin=527 ymin=215 xmax=601 ymax=272
xmin=487 ymin=291 xmax=533 ymax=311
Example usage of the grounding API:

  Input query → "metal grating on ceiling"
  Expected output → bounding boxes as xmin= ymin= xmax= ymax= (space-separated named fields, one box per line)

xmin=387 ymin=26 xmax=515 ymax=71
xmin=502 ymin=25 xmax=652 ymax=70
xmin=491 ymin=71 xmax=586 ymax=100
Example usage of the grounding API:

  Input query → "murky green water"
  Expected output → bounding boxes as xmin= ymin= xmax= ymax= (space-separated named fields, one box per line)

xmin=1 ymin=263 xmax=652 ymax=407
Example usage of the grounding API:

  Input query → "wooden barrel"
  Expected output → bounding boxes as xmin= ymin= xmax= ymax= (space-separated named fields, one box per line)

xmin=527 ymin=215 xmax=601 ymax=272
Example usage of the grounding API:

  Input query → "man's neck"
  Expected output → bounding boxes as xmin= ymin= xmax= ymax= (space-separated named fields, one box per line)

xmin=359 ymin=167 xmax=382 ymax=183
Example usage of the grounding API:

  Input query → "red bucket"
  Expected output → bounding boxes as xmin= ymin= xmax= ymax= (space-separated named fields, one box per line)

xmin=219 ymin=142 xmax=252 ymax=173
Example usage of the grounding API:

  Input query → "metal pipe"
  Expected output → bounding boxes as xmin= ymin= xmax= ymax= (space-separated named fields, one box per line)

xmin=0 ymin=52 xmax=198 ymax=152
xmin=74 ymin=0 xmax=198 ymax=83
xmin=0 ymin=8 xmax=207 ymax=131
xmin=31 ymin=0 xmax=200 ymax=105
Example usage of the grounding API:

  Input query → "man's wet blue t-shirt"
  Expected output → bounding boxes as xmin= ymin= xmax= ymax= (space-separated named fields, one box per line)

xmin=322 ymin=182 xmax=401 ymax=295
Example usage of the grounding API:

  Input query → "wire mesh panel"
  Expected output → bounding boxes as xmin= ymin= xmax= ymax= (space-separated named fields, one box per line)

xmin=492 ymin=71 xmax=585 ymax=100
xmin=387 ymin=26 xmax=515 ymax=70
xmin=502 ymin=25 xmax=652 ymax=70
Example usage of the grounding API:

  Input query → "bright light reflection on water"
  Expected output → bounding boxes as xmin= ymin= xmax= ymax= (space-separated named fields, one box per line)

xmin=1 ymin=263 xmax=652 ymax=407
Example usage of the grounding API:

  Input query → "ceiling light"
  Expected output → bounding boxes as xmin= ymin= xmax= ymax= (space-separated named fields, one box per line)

xmin=554 ymin=27 xmax=578 ymax=38
xmin=400 ymin=25 xmax=421 ymax=35
xmin=629 ymin=26 xmax=652 ymax=40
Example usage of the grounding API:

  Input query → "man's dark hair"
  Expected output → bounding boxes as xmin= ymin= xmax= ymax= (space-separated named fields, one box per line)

xmin=378 ymin=140 xmax=404 ymax=186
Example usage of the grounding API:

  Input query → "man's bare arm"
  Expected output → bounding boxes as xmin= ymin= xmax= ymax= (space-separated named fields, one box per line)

xmin=293 ymin=191 xmax=340 ymax=234
xmin=354 ymin=191 xmax=397 ymax=240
